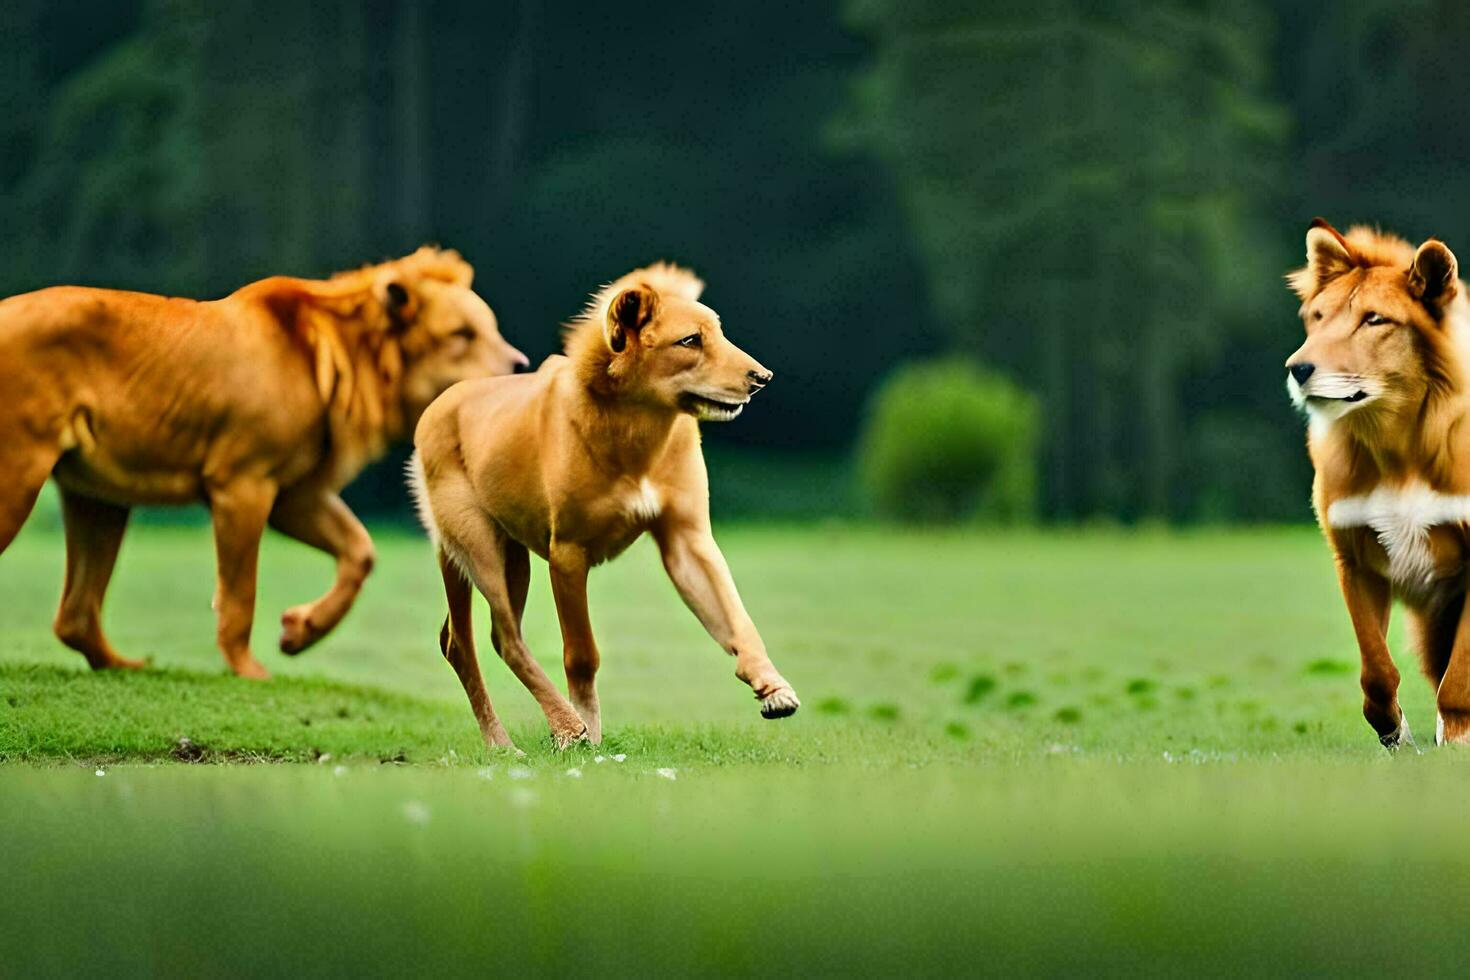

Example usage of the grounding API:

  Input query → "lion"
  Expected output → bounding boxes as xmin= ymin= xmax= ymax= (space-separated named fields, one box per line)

xmin=1285 ymin=218 xmax=1470 ymax=748
xmin=0 ymin=247 xmax=527 ymax=678
xmin=411 ymin=262 xmax=797 ymax=750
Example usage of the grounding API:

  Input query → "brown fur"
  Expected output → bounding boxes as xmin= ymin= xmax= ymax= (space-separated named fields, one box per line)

xmin=1285 ymin=219 xmax=1470 ymax=747
xmin=412 ymin=263 xmax=798 ymax=749
xmin=0 ymin=246 xmax=526 ymax=678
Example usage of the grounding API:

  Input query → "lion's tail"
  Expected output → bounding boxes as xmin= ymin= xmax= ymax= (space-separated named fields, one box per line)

xmin=404 ymin=451 xmax=439 ymax=545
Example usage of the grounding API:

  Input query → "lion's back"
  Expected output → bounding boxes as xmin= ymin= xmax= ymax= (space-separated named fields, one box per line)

xmin=0 ymin=285 xmax=211 ymax=357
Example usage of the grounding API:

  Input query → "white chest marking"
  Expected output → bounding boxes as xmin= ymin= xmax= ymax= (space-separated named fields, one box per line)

xmin=625 ymin=478 xmax=661 ymax=523
xmin=1327 ymin=484 xmax=1470 ymax=587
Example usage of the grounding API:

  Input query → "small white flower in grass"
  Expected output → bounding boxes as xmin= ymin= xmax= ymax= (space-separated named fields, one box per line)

xmin=402 ymin=801 xmax=431 ymax=826
xmin=508 ymin=765 xmax=533 ymax=780
xmin=656 ymin=768 xmax=677 ymax=780
xmin=594 ymin=755 xmax=606 ymax=764
xmin=612 ymin=753 xmax=627 ymax=763
xmin=333 ymin=765 xmax=348 ymax=777
xmin=565 ymin=768 xmax=583 ymax=778
xmin=95 ymin=769 xmax=105 ymax=777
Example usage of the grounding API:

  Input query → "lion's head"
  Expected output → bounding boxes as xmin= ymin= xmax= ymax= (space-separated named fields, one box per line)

xmin=274 ymin=246 xmax=527 ymax=481
xmin=1285 ymin=220 xmax=1460 ymax=434
xmin=565 ymin=262 xmax=773 ymax=423
xmin=362 ymin=247 xmax=528 ymax=420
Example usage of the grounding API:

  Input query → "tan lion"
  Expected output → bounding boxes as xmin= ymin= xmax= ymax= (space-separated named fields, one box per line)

xmin=0 ymin=247 xmax=527 ymax=678
xmin=412 ymin=262 xmax=798 ymax=750
xmin=1286 ymin=219 xmax=1470 ymax=748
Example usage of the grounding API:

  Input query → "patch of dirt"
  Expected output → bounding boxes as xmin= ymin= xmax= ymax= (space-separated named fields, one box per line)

xmin=170 ymin=737 xmax=207 ymax=762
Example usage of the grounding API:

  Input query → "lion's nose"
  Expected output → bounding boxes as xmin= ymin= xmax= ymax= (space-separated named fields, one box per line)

xmin=747 ymin=368 xmax=773 ymax=391
xmin=1289 ymin=362 xmax=1315 ymax=384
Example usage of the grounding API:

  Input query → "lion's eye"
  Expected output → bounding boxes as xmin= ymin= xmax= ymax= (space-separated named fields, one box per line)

xmin=676 ymin=334 xmax=702 ymax=349
xmin=1363 ymin=312 xmax=1389 ymax=326
xmin=452 ymin=325 xmax=476 ymax=342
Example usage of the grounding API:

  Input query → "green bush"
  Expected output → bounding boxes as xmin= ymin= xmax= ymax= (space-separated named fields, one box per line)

xmin=857 ymin=358 xmax=1038 ymax=523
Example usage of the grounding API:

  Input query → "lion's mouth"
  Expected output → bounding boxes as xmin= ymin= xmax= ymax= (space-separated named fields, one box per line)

xmin=1307 ymin=391 xmax=1370 ymax=404
xmin=680 ymin=393 xmax=747 ymax=421
xmin=1290 ymin=372 xmax=1375 ymax=413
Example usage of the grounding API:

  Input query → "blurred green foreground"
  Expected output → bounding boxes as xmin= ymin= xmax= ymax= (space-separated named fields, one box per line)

xmin=2 ymin=522 xmax=1463 ymax=974
xmin=7 ymin=761 xmax=1469 ymax=975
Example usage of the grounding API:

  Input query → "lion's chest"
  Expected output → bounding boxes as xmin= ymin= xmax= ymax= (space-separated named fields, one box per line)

xmin=619 ymin=478 xmax=663 ymax=525
xmin=1326 ymin=484 xmax=1470 ymax=596
xmin=551 ymin=477 xmax=664 ymax=566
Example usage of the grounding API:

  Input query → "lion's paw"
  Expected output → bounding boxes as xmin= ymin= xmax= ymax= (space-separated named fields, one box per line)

xmin=759 ymin=687 xmax=801 ymax=720
xmin=279 ymin=607 xmax=324 ymax=656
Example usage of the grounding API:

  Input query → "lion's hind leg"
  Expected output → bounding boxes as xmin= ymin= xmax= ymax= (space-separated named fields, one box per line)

xmin=53 ymin=488 xmax=144 ymax=670
xmin=0 ymin=429 xmax=61 ymax=555
xmin=1412 ymin=591 xmax=1470 ymax=745
xmin=438 ymin=543 xmax=517 ymax=751
xmin=1409 ymin=596 xmax=1460 ymax=691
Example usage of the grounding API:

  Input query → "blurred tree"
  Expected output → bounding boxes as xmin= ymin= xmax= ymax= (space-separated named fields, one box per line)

xmin=0 ymin=0 xmax=146 ymax=244
xmin=1277 ymin=0 xmax=1470 ymax=241
xmin=5 ymin=0 xmax=200 ymax=294
xmin=839 ymin=0 xmax=1288 ymax=520
xmin=0 ymin=3 xmax=46 ymax=198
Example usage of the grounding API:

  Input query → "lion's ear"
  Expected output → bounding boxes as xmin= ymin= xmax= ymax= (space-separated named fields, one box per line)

xmin=1410 ymin=239 xmax=1458 ymax=314
xmin=1288 ymin=218 xmax=1356 ymax=300
xmin=605 ymin=285 xmax=658 ymax=353
xmin=383 ymin=280 xmax=418 ymax=330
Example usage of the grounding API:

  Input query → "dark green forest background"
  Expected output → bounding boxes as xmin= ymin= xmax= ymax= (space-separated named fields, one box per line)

xmin=2 ymin=0 xmax=1465 ymax=523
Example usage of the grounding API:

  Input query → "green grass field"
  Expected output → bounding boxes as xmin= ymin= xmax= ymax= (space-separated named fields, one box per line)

xmin=3 ymin=518 xmax=1465 ymax=974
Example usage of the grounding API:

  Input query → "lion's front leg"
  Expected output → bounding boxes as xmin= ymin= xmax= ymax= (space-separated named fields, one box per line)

xmin=1336 ymin=558 xmax=1410 ymax=750
xmin=653 ymin=515 xmax=799 ymax=720
xmin=210 ymin=476 xmax=278 ymax=679
xmin=268 ymin=486 xmax=375 ymax=655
